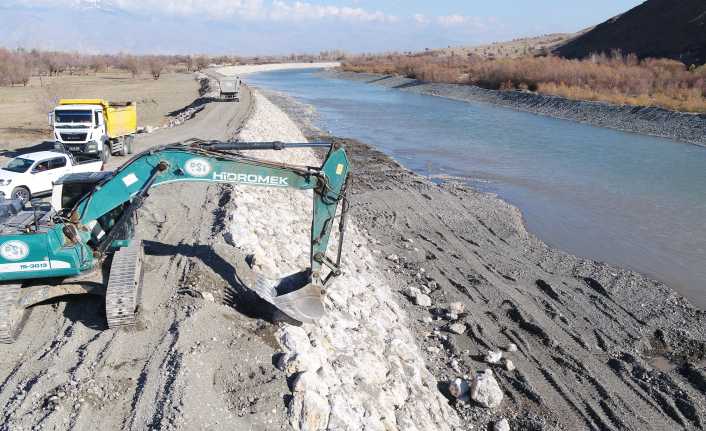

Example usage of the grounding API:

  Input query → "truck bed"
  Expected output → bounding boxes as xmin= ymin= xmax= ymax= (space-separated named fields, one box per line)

xmin=105 ymin=104 xmax=137 ymax=139
xmin=72 ymin=158 xmax=104 ymax=173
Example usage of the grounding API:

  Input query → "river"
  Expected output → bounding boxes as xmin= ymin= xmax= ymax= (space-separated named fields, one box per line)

xmin=246 ymin=68 xmax=706 ymax=309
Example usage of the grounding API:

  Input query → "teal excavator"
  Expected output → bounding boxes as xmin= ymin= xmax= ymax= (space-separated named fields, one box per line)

xmin=0 ymin=140 xmax=350 ymax=343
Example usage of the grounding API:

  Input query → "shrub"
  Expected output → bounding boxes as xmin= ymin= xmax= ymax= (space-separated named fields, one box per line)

xmin=341 ymin=53 xmax=706 ymax=112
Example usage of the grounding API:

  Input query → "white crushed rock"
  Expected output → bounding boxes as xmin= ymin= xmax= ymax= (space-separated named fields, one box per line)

xmin=485 ymin=350 xmax=503 ymax=364
xmin=228 ymin=91 xmax=460 ymax=430
xmin=448 ymin=323 xmax=467 ymax=335
xmin=415 ymin=293 xmax=433 ymax=307
xmin=448 ymin=302 xmax=465 ymax=315
xmin=494 ymin=418 xmax=510 ymax=431
xmin=470 ymin=370 xmax=504 ymax=409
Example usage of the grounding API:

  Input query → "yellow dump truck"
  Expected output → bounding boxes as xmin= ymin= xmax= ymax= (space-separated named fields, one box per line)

xmin=52 ymin=99 xmax=137 ymax=163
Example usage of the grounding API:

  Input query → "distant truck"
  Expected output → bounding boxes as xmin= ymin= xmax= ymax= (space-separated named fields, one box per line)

xmin=218 ymin=77 xmax=241 ymax=101
xmin=51 ymin=99 xmax=137 ymax=163
xmin=0 ymin=151 xmax=103 ymax=202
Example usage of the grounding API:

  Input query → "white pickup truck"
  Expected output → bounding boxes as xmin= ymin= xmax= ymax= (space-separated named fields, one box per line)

xmin=0 ymin=151 xmax=103 ymax=202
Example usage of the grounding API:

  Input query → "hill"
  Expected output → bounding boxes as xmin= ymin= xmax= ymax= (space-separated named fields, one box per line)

xmin=555 ymin=0 xmax=706 ymax=65
xmin=435 ymin=33 xmax=575 ymax=59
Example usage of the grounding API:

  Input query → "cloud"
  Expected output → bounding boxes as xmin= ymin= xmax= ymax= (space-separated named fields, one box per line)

xmin=436 ymin=14 xmax=493 ymax=32
xmin=413 ymin=13 xmax=429 ymax=25
xmin=268 ymin=1 xmax=397 ymax=23
xmin=10 ymin=0 xmax=396 ymax=22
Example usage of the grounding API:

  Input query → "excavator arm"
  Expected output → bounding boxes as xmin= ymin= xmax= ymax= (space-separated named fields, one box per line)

xmin=62 ymin=140 xmax=350 ymax=322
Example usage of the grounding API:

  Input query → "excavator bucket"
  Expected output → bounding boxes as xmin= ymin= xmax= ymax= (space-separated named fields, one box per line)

xmin=213 ymin=243 xmax=326 ymax=323
xmin=252 ymin=271 xmax=324 ymax=323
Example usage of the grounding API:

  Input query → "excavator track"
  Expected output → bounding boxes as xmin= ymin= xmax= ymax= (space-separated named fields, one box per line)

xmin=105 ymin=241 xmax=144 ymax=328
xmin=0 ymin=284 xmax=32 ymax=344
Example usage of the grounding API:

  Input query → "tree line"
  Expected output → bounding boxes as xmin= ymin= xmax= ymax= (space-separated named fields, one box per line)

xmin=0 ymin=48 xmax=348 ymax=86
xmin=342 ymin=50 xmax=706 ymax=112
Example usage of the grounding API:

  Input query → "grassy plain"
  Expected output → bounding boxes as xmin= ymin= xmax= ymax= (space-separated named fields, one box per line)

xmin=0 ymin=71 xmax=198 ymax=147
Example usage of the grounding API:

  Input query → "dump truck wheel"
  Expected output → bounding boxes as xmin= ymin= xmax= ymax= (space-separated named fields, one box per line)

xmin=101 ymin=149 xmax=111 ymax=164
xmin=105 ymin=241 xmax=144 ymax=329
xmin=126 ymin=136 xmax=134 ymax=155
xmin=117 ymin=137 xmax=129 ymax=157
xmin=0 ymin=284 xmax=31 ymax=344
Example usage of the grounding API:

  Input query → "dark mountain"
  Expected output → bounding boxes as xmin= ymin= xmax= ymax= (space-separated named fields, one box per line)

xmin=555 ymin=0 xmax=706 ymax=66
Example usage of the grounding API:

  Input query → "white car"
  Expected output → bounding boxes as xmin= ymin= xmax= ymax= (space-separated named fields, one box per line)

xmin=0 ymin=151 xmax=103 ymax=202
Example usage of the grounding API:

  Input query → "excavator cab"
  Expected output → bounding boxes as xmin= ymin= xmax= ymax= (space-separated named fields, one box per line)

xmin=51 ymin=171 xmax=114 ymax=215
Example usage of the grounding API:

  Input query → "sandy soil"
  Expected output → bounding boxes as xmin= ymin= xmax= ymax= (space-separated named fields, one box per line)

xmin=217 ymin=63 xmax=339 ymax=77
xmin=0 ymin=71 xmax=199 ymax=147
xmin=263 ymin=89 xmax=706 ymax=431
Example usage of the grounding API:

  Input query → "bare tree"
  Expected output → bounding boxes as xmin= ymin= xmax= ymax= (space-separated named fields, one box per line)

xmin=194 ymin=55 xmax=209 ymax=71
xmin=121 ymin=55 xmax=141 ymax=78
xmin=148 ymin=57 xmax=165 ymax=80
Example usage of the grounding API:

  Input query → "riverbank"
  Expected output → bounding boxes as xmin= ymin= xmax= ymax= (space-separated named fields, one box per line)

xmin=322 ymin=70 xmax=706 ymax=147
xmin=260 ymin=88 xmax=706 ymax=431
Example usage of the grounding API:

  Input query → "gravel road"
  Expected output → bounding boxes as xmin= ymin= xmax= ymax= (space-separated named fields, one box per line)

xmin=0 ymin=84 xmax=298 ymax=431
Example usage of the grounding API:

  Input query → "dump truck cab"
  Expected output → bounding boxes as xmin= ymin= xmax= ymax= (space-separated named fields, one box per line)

xmin=218 ymin=77 xmax=241 ymax=101
xmin=53 ymin=103 xmax=105 ymax=155
xmin=52 ymin=99 xmax=137 ymax=163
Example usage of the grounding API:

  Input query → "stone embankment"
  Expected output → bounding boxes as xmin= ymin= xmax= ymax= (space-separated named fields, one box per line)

xmin=228 ymin=91 xmax=462 ymax=430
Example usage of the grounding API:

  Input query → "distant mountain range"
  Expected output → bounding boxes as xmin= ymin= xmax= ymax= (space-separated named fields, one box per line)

xmin=554 ymin=0 xmax=706 ymax=65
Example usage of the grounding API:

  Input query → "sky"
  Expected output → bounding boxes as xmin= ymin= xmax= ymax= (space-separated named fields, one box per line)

xmin=0 ymin=0 xmax=646 ymax=55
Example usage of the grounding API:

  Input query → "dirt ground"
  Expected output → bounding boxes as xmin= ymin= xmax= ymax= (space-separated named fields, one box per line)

xmin=0 ymin=83 xmax=297 ymax=431
xmin=0 ymin=71 xmax=199 ymax=146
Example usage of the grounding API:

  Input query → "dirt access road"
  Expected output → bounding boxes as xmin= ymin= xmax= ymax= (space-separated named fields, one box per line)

xmin=0 ymin=85 xmax=294 ymax=431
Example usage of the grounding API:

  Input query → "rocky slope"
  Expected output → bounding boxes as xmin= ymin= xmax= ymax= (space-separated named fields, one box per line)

xmin=230 ymin=91 xmax=459 ymax=431
xmin=555 ymin=0 xmax=706 ymax=66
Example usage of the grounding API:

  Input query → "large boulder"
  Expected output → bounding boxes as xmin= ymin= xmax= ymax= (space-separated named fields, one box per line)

xmin=470 ymin=369 xmax=504 ymax=408
xmin=289 ymin=391 xmax=331 ymax=431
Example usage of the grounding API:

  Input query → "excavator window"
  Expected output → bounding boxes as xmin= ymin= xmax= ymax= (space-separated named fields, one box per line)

xmin=55 ymin=171 xmax=113 ymax=215
xmin=61 ymin=182 xmax=96 ymax=212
